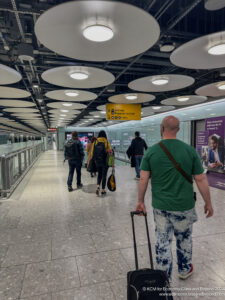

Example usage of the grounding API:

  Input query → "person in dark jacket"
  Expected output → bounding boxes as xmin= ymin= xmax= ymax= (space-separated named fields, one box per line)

xmin=64 ymin=131 xmax=84 ymax=192
xmin=131 ymin=131 xmax=147 ymax=180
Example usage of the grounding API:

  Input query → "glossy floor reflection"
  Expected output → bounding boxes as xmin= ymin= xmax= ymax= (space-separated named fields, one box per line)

xmin=0 ymin=150 xmax=225 ymax=299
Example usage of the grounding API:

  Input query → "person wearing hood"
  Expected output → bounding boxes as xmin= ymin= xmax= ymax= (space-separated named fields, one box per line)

xmin=131 ymin=131 xmax=147 ymax=180
xmin=91 ymin=130 xmax=111 ymax=196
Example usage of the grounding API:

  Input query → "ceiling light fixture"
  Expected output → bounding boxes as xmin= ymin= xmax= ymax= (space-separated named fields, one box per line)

xmin=208 ymin=43 xmax=225 ymax=55
xmin=62 ymin=103 xmax=73 ymax=107
xmin=89 ymin=119 xmax=94 ymax=121
xmin=94 ymin=115 xmax=99 ymax=118
xmin=83 ymin=24 xmax=114 ymax=42
xmin=152 ymin=78 xmax=169 ymax=85
xmin=100 ymin=111 xmax=106 ymax=114
xmin=65 ymin=91 xmax=79 ymax=97
xmin=160 ymin=43 xmax=175 ymax=52
xmin=60 ymin=114 xmax=66 ymax=117
xmin=125 ymin=94 xmax=137 ymax=100
xmin=217 ymin=82 xmax=225 ymax=90
xmin=177 ymin=96 xmax=190 ymax=102
xmin=152 ymin=106 xmax=161 ymax=110
xmin=61 ymin=110 xmax=69 ymax=112
xmin=70 ymin=72 xmax=89 ymax=80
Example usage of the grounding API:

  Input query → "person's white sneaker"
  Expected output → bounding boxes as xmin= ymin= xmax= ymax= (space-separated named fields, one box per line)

xmin=178 ymin=264 xmax=194 ymax=280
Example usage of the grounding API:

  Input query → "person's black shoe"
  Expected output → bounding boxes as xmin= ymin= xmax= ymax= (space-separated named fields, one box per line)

xmin=68 ymin=186 xmax=73 ymax=192
xmin=77 ymin=183 xmax=83 ymax=189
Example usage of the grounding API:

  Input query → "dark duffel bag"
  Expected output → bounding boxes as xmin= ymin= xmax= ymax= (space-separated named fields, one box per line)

xmin=87 ymin=158 xmax=97 ymax=173
xmin=127 ymin=211 xmax=173 ymax=300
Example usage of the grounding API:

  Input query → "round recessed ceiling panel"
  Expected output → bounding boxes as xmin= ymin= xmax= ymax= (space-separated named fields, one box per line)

xmin=3 ymin=108 xmax=39 ymax=113
xmin=205 ymin=0 xmax=225 ymax=11
xmin=35 ymin=1 xmax=160 ymax=62
xmin=142 ymin=105 xmax=175 ymax=113
xmin=0 ymin=87 xmax=31 ymax=98
xmin=42 ymin=66 xmax=115 ymax=88
xmin=47 ymin=102 xmax=86 ymax=110
xmin=0 ymin=117 xmax=16 ymax=124
xmin=129 ymin=74 xmax=194 ymax=92
xmin=109 ymin=93 xmax=155 ymax=104
xmin=0 ymin=99 xmax=35 ymax=107
xmin=45 ymin=89 xmax=97 ymax=102
xmin=142 ymin=110 xmax=154 ymax=117
xmin=170 ymin=31 xmax=225 ymax=69
xmin=195 ymin=81 xmax=225 ymax=97
xmin=0 ymin=64 xmax=22 ymax=85
xmin=48 ymin=109 xmax=81 ymax=115
xmin=11 ymin=113 xmax=41 ymax=117
xmin=161 ymin=95 xmax=207 ymax=106
xmin=89 ymin=111 xmax=106 ymax=118
xmin=97 ymin=105 xmax=106 ymax=111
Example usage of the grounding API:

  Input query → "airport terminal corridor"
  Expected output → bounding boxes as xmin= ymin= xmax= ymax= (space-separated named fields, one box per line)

xmin=0 ymin=150 xmax=225 ymax=299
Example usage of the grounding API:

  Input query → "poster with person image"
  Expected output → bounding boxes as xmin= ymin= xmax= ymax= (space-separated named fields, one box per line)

xmin=196 ymin=131 xmax=209 ymax=169
xmin=206 ymin=117 xmax=225 ymax=173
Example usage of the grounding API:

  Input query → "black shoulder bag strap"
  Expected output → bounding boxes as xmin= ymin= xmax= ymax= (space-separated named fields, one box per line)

xmin=158 ymin=141 xmax=193 ymax=184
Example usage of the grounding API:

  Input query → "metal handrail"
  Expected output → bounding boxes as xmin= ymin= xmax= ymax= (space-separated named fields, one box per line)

xmin=0 ymin=142 xmax=43 ymax=199
xmin=114 ymin=150 xmax=130 ymax=164
xmin=0 ymin=144 xmax=40 ymax=159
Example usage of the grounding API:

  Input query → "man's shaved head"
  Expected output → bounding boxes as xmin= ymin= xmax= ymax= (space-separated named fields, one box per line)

xmin=161 ymin=116 xmax=180 ymax=136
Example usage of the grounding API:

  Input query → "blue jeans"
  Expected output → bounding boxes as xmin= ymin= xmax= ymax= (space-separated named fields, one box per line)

xmin=67 ymin=160 xmax=82 ymax=187
xmin=135 ymin=155 xmax=143 ymax=178
xmin=153 ymin=208 xmax=197 ymax=281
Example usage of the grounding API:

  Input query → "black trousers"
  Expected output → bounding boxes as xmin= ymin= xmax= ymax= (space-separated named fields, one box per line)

xmin=97 ymin=165 xmax=108 ymax=189
xmin=67 ymin=160 xmax=82 ymax=186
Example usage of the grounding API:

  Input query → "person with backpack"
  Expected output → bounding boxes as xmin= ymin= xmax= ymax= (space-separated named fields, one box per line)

xmin=64 ymin=131 xmax=84 ymax=192
xmin=91 ymin=130 xmax=111 ymax=196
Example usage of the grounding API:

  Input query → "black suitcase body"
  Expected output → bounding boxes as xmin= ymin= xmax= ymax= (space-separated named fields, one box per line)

xmin=127 ymin=211 xmax=173 ymax=300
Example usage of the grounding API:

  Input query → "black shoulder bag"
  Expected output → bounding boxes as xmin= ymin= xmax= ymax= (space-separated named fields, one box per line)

xmin=158 ymin=142 xmax=196 ymax=202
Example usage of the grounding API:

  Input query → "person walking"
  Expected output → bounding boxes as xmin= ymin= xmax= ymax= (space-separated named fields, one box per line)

xmin=87 ymin=136 xmax=97 ymax=177
xmin=135 ymin=115 xmax=213 ymax=282
xmin=64 ymin=131 xmax=84 ymax=192
xmin=130 ymin=131 xmax=147 ymax=180
xmin=91 ymin=130 xmax=111 ymax=196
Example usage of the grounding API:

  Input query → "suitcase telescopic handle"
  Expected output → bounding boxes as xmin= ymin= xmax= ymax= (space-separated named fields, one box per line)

xmin=130 ymin=211 xmax=154 ymax=270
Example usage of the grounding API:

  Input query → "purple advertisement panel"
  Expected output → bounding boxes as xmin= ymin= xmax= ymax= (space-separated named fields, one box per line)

xmin=196 ymin=131 xmax=209 ymax=169
xmin=205 ymin=117 xmax=225 ymax=174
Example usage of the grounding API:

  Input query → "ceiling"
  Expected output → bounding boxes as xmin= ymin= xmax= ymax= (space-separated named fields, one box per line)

xmin=0 ymin=0 xmax=225 ymax=133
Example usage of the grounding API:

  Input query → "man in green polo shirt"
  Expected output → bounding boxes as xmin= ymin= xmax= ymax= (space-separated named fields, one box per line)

xmin=135 ymin=115 xmax=213 ymax=282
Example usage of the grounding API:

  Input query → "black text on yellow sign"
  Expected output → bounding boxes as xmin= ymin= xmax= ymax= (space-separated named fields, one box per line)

xmin=106 ymin=103 xmax=141 ymax=121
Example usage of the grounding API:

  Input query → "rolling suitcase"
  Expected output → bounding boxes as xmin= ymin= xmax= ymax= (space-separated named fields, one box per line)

xmin=127 ymin=211 xmax=173 ymax=300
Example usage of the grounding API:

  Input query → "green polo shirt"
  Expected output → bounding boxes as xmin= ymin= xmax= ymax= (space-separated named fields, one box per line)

xmin=140 ymin=139 xmax=204 ymax=211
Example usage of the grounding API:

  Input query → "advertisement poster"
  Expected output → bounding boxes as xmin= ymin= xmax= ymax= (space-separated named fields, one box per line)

xmin=196 ymin=131 xmax=209 ymax=169
xmin=205 ymin=117 xmax=225 ymax=174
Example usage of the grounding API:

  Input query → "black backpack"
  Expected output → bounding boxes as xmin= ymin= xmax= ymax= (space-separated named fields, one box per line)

xmin=93 ymin=141 xmax=107 ymax=165
xmin=64 ymin=139 xmax=81 ymax=160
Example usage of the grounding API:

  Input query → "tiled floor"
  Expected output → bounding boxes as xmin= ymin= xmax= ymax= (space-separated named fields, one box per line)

xmin=0 ymin=150 xmax=225 ymax=299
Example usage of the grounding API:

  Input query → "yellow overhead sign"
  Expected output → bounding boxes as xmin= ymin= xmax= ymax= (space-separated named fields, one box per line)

xmin=106 ymin=103 xmax=141 ymax=121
